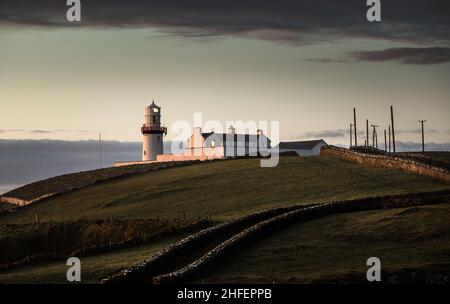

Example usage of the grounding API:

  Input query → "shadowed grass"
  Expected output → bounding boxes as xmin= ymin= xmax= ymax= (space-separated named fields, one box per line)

xmin=2 ymin=156 xmax=448 ymax=224
xmin=193 ymin=203 xmax=450 ymax=283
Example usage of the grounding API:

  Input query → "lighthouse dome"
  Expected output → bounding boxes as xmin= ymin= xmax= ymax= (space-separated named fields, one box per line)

xmin=148 ymin=100 xmax=160 ymax=109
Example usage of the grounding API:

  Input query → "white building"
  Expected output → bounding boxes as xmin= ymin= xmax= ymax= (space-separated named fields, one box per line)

xmin=115 ymin=102 xmax=272 ymax=166
xmin=276 ymin=139 xmax=327 ymax=156
xmin=183 ymin=126 xmax=271 ymax=159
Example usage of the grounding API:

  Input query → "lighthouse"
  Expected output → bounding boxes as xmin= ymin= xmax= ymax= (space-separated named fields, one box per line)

xmin=141 ymin=100 xmax=167 ymax=161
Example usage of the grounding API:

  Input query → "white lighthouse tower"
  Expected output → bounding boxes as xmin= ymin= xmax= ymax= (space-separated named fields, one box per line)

xmin=141 ymin=100 xmax=167 ymax=161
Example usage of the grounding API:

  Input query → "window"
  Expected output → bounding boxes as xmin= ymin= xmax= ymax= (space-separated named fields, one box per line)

xmin=144 ymin=150 xmax=146 ymax=155
xmin=211 ymin=140 xmax=215 ymax=148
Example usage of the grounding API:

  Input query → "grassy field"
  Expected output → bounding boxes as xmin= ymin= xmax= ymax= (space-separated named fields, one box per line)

xmin=2 ymin=160 xmax=201 ymax=201
xmin=194 ymin=203 xmax=450 ymax=283
xmin=0 ymin=203 xmax=14 ymax=212
xmin=0 ymin=235 xmax=182 ymax=283
xmin=0 ymin=155 xmax=449 ymax=283
xmin=0 ymin=218 xmax=208 ymax=265
xmin=2 ymin=156 xmax=448 ymax=224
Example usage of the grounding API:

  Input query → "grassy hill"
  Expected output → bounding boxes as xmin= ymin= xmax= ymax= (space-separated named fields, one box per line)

xmin=0 ymin=203 xmax=15 ymax=212
xmin=0 ymin=155 xmax=449 ymax=283
xmin=0 ymin=236 xmax=181 ymax=283
xmin=2 ymin=156 xmax=448 ymax=224
xmin=1 ymin=160 xmax=201 ymax=202
xmin=193 ymin=202 xmax=450 ymax=283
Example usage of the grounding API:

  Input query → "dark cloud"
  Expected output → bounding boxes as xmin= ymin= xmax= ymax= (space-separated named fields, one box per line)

xmin=349 ymin=47 xmax=450 ymax=65
xmin=307 ymin=47 xmax=450 ymax=65
xmin=294 ymin=129 xmax=348 ymax=139
xmin=396 ymin=128 xmax=438 ymax=135
xmin=304 ymin=58 xmax=348 ymax=63
xmin=1 ymin=0 xmax=449 ymax=46
xmin=396 ymin=141 xmax=450 ymax=151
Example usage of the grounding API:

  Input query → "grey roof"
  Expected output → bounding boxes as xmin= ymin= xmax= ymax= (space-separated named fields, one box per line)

xmin=278 ymin=140 xmax=326 ymax=150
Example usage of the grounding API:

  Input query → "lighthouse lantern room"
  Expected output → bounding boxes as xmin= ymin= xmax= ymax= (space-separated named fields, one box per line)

xmin=141 ymin=100 xmax=167 ymax=161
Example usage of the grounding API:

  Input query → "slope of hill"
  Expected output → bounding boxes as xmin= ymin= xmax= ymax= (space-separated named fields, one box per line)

xmin=0 ymin=202 xmax=15 ymax=212
xmin=1 ymin=160 xmax=202 ymax=203
xmin=2 ymin=156 xmax=448 ymax=225
xmin=1 ymin=193 xmax=449 ymax=284
xmin=192 ymin=202 xmax=450 ymax=284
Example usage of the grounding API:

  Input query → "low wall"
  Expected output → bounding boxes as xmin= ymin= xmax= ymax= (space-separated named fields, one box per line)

xmin=152 ymin=190 xmax=450 ymax=284
xmin=102 ymin=189 xmax=450 ymax=284
xmin=101 ymin=202 xmax=316 ymax=283
xmin=321 ymin=145 xmax=450 ymax=183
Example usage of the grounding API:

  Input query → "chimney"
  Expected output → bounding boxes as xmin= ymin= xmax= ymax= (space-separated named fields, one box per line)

xmin=229 ymin=125 xmax=236 ymax=135
xmin=257 ymin=129 xmax=263 ymax=136
xmin=194 ymin=127 xmax=202 ymax=135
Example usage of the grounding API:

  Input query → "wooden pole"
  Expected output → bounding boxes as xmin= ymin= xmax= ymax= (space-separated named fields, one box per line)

xmin=353 ymin=108 xmax=358 ymax=147
xmin=366 ymin=119 xmax=369 ymax=147
xmin=391 ymin=106 xmax=396 ymax=153
xmin=388 ymin=125 xmax=391 ymax=153
xmin=419 ymin=120 xmax=426 ymax=153
xmin=375 ymin=131 xmax=378 ymax=149
xmin=99 ymin=132 xmax=102 ymax=169
xmin=350 ymin=123 xmax=353 ymax=147
xmin=384 ymin=130 xmax=387 ymax=152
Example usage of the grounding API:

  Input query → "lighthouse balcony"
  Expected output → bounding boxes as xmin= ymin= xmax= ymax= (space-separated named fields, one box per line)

xmin=141 ymin=125 xmax=167 ymax=135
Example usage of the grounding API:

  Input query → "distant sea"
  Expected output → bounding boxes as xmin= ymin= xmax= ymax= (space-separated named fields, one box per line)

xmin=0 ymin=139 xmax=179 ymax=195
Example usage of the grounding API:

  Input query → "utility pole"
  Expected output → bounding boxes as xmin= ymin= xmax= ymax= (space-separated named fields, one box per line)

xmin=366 ymin=119 xmax=369 ymax=147
xmin=418 ymin=120 xmax=426 ymax=153
xmin=384 ymin=129 xmax=387 ymax=152
xmin=388 ymin=125 xmax=391 ymax=153
xmin=371 ymin=124 xmax=379 ymax=149
xmin=353 ymin=108 xmax=358 ymax=147
xmin=99 ymin=132 xmax=102 ymax=169
xmin=350 ymin=123 xmax=353 ymax=147
xmin=391 ymin=106 xmax=396 ymax=153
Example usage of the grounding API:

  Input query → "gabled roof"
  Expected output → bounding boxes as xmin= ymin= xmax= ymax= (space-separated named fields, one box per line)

xmin=278 ymin=139 xmax=326 ymax=150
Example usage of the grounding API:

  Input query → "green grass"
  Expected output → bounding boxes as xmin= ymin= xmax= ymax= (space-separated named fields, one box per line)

xmin=194 ymin=203 xmax=450 ymax=283
xmin=2 ymin=160 xmax=201 ymax=201
xmin=0 ymin=235 xmax=182 ymax=283
xmin=3 ymin=156 xmax=448 ymax=224
xmin=0 ymin=203 xmax=14 ymax=212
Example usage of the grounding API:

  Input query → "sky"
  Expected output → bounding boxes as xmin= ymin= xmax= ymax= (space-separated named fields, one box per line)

xmin=1 ymin=0 xmax=450 ymax=146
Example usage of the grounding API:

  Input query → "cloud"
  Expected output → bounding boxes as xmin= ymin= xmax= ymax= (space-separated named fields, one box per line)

xmin=396 ymin=128 xmax=438 ymax=135
xmin=304 ymin=58 xmax=348 ymax=64
xmin=0 ymin=129 xmax=53 ymax=134
xmin=293 ymin=129 xmax=348 ymax=139
xmin=1 ymin=0 xmax=449 ymax=46
xmin=349 ymin=47 xmax=450 ymax=65
xmin=306 ymin=47 xmax=450 ymax=65
xmin=396 ymin=141 xmax=450 ymax=151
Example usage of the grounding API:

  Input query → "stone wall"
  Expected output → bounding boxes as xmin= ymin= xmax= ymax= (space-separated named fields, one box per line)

xmin=101 ymin=202 xmax=316 ymax=283
xmin=152 ymin=190 xmax=450 ymax=284
xmin=102 ymin=189 xmax=450 ymax=284
xmin=321 ymin=145 xmax=450 ymax=183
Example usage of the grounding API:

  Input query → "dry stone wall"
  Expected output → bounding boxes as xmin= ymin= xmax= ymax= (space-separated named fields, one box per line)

xmin=102 ymin=189 xmax=450 ymax=284
xmin=321 ymin=145 xmax=450 ymax=183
